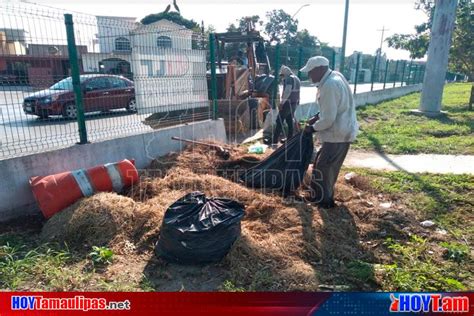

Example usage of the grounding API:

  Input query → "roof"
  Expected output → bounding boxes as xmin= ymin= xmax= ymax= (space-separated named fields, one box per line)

xmin=131 ymin=19 xmax=192 ymax=35
xmin=96 ymin=16 xmax=136 ymax=22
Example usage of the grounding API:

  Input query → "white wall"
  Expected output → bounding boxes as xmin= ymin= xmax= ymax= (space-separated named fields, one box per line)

xmin=130 ymin=23 xmax=207 ymax=115
xmin=96 ymin=16 xmax=135 ymax=53
xmin=354 ymin=84 xmax=422 ymax=107
xmin=294 ymin=84 xmax=423 ymax=121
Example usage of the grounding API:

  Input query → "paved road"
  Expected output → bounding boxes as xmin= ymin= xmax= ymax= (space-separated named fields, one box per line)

xmin=0 ymin=86 xmax=152 ymax=159
xmin=0 ymin=82 xmax=405 ymax=159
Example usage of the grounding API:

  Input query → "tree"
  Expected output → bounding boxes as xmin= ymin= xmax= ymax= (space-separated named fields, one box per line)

xmin=141 ymin=11 xmax=200 ymax=31
xmin=449 ymin=1 xmax=473 ymax=80
xmin=264 ymin=9 xmax=298 ymax=44
xmin=387 ymin=0 xmax=473 ymax=80
xmin=288 ymin=29 xmax=320 ymax=49
xmin=228 ymin=15 xmax=263 ymax=32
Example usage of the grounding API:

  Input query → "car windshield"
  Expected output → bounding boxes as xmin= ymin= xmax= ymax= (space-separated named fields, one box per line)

xmin=50 ymin=76 xmax=87 ymax=90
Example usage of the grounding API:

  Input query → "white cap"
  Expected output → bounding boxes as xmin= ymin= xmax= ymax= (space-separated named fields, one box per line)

xmin=300 ymin=56 xmax=330 ymax=73
xmin=279 ymin=65 xmax=292 ymax=76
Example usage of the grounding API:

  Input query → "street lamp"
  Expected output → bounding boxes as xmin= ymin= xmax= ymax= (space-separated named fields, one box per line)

xmin=292 ymin=3 xmax=310 ymax=19
xmin=285 ymin=4 xmax=310 ymax=63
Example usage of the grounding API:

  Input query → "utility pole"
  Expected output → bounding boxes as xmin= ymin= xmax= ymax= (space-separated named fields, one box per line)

xmin=377 ymin=26 xmax=389 ymax=55
xmin=339 ymin=0 xmax=350 ymax=75
xmin=418 ymin=0 xmax=458 ymax=116
xmin=376 ymin=26 xmax=388 ymax=81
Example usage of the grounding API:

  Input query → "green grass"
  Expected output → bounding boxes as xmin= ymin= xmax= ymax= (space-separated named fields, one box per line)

xmin=353 ymin=83 xmax=473 ymax=154
xmin=381 ymin=235 xmax=468 ymax=292
xmin=1 ymin=170 xmax=472 ymax=292
xmin=350 ymin=168 xmax=474 ymax=238
xmin=88 ymin=246 xmax=114 ymax=266
xmin=345 ymin=168 xmax=473 ymax=291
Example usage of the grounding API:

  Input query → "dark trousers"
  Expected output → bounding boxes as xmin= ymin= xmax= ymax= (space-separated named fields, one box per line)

xmin=310 ymin=142 xmax=351 ymax=205
xmin=272 ymin=102 xmax=297 ymax=143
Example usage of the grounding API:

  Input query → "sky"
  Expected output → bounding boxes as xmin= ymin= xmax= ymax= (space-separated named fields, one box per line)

xmin=7 ymin=0 xmax=427 ymax=60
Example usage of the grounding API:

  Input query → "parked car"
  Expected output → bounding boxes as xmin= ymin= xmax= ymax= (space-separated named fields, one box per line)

xmin=22 ymin=74 xmax=135 ymax=119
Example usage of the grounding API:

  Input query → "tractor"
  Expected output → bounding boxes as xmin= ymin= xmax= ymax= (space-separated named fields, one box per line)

xmin=207 ymin=19 xmax=278 ymax=140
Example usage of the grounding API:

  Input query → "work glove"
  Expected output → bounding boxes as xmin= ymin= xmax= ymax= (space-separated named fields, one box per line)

xmin=306 ymin=112 xmax=320 ymax=125
xmin=304 ymin=125 xmax=315 ymax=134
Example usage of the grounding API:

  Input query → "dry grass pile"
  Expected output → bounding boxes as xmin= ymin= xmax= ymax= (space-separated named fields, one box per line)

xmin=39 ymin=141 xmax=423 ymax=290
xmin=40 ymin=193 xmax=163 ymax=254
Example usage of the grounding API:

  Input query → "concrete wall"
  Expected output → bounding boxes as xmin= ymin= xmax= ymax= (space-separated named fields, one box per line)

xmin=0 ymin=119 xmax=226 ymax=222
xmin=354 ymin=84 xmax=422 ymax=107
xmin=294 ymin=84 xmax=423 ymax=121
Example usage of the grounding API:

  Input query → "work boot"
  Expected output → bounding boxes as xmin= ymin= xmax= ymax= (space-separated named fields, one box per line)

xmin=316 ymin=200 xmax=336 ymax=209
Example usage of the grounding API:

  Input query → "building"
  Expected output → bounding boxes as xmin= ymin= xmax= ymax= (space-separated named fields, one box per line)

xmin=81 ymin=16 xmax=137 ymax=77
xmin=0 ymin=28 xmax=27 ymax=56
xmin=82 ymin=17 xmax=194 ymax=80
xmin=0 ymin=28 xmax=27 ymax=84
xmin=83 ymin=16 xmax=207 ymax=114
xmin=347 ymin=51 xmax=372 ymax=83
xmin=129 ymin=19 xmax=206 ymax=113
xmin=0 ymin=28 xmax=87 ymax=87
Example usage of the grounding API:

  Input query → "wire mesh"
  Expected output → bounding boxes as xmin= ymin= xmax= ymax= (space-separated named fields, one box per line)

xmin=0 ymin=1 xmax=425 ymax=160
xmin=0 ymin=2 xmax=211 ymax=159
xmin=0 ymin=2 xmax=84 ymax=159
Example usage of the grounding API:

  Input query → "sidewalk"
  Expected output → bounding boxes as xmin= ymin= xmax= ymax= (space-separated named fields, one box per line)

xmin=344 ymin=151 xmax=474 ymax=175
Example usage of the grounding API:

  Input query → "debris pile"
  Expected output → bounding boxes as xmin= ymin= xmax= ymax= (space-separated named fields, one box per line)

xmin=39 ymin=142 xmax=426 ymax=290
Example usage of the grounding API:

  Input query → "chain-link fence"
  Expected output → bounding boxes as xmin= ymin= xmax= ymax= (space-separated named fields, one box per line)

xmin=278 ymin=44 xmax=425 ymax=90
xmin=0 ymin=2 xmax=211 ymax=159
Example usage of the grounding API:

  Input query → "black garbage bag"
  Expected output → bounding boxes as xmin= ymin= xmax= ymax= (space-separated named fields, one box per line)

xmin=241 ymin=132 xmax=314 ymax=195
xmin=156 ymin=191 xmax=245 ymax=264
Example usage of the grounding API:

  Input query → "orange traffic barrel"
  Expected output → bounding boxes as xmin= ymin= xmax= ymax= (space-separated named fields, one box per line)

xmin=30 ymin=159 xmax=139 ymax=219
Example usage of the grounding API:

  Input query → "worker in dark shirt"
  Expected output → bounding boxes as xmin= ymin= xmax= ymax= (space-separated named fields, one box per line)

xmin=272 ymin=65 xmax=301 ymax=144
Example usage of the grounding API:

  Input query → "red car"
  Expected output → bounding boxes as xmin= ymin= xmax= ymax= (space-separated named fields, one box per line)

xmin=23 ymin=74 xmax=136 ymax=119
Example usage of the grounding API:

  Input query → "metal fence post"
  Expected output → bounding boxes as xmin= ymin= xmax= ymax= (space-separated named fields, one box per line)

xmin=209 ymin=33 xmax=218 ymax=120
xmin=422 ymin=65 xmax=426 ymax=83
xmin=383 ymin=59 xmax=389 ymax=90
xmin=272 ymin=44 xmax=281 ymax=109
xmin=297 ymin=46 xmax=303 ymax=80
xmin=64 ymin=14 xmax=87 ymax=144
xmin=370 ymin=55 xmax=377 ymax=91
xmin=421 ymin=65 xmax=426 ymax=84
xmin=407 ymin=60 xmax=413 ymax=85
xmin=412 ymin=64 xmax=418 ymax=84
xmin=417 ymin=64 xmax=422 ymax=83
xmin=400 ymin=60 xmax=407 ymax=87
xmin=331 ymin=49 xmax=336 ymax=70
xmin=469 ymin=85 xmax=473 ymax=111
xmin=353 ymin=53 xmax=361 ymax=95
xmin=393 ymin=60 xmax=399 ymax=88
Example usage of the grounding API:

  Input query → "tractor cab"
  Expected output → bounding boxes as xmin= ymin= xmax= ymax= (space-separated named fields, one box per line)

xmin=207 ymin=20 xmax=277 ymax=138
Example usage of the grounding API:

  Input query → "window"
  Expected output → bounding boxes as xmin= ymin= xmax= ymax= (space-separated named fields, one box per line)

xmin=109 ymin=77 xmax=127 ymax=88
xmin=85 ymin=77 xmax=109 ymax=91
xmin=115 ymin=37 xmax=131 ymax=51
xmin=157 ymin=36 xmax=172 ymax=49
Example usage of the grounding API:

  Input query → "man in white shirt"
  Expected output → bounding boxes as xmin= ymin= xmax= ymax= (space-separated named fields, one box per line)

xmin=300 ymin=56 xmax=359 ymax=208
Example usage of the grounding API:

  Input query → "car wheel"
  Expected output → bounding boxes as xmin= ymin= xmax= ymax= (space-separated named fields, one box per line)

xmin=63 ymin=103 xmax=78 ymax=119
xmin=126 ymin=99 xmax=137 ymax=112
